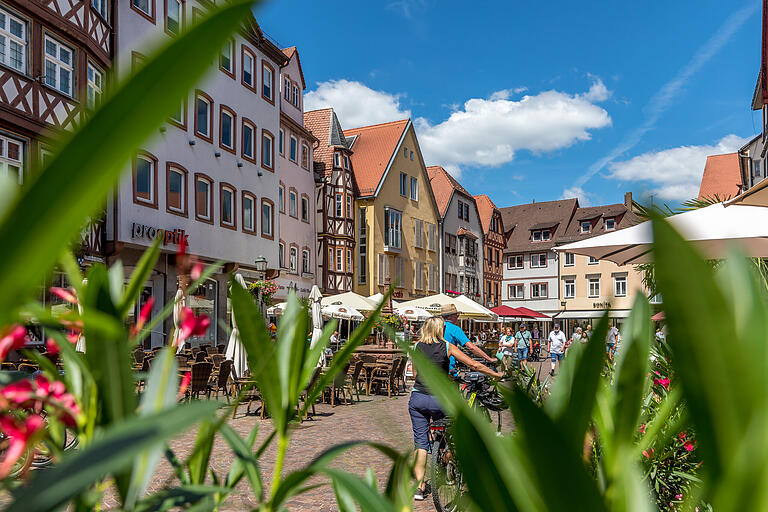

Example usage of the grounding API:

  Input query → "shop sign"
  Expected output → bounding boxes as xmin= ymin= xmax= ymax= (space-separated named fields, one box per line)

xmin=132 ymin=223 xmax=189 ymax=246
xmin=593 ymin=301 xmax=611 ymax=309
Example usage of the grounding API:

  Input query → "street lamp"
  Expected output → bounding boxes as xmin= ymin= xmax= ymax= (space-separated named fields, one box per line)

xmin=254 ymin=255 xmax=268 ymax=319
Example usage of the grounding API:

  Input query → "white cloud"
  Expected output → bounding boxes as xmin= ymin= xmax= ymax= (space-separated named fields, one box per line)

xmin=579 ymin=78 xmax=611 ymax=102
xmin=607 ymin=134 xmax=749 ymax=201
xmin=561 ymin=186 xmax=594 ymax=206
xmin=414 ymin=80 xmax=612 ymax=171
xmin=304 ymin=79 xmax=411 ymax=128
xmin=513 ymin=86 xmax=528 ymax=94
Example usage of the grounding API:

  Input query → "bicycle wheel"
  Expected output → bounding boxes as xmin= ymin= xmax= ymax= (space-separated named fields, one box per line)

xmin=431 ymin=436 xmax=463 ymax=512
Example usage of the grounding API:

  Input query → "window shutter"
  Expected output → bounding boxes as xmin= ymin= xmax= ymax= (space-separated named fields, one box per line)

xmin=394 ymin=257 xmax=404 ymax=287
xmin=378 ymin=254 xmax=385 ymax=285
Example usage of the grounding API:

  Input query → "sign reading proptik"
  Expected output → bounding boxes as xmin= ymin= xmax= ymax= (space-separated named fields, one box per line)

xmin=131 ymin=222 xmax=189 ymax=246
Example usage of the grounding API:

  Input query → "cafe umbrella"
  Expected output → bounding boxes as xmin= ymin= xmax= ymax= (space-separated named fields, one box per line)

xmin=226 ymin=274 xmax=249 ymax=379
xmin=173 ymin=287 xmax=187 ymax=354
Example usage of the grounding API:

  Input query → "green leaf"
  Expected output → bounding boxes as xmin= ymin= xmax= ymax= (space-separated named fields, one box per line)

xmin=126 ymin=347 xmax=180 ymax=508
xmin=120 ymin=238 xmax=162 ymax=318
xmin=9 ymin=401 xmax=219 ymax=512
xmin=132 ymin=485 xmax=227 ymax=512
xmin=219 ymin=424 xmax=263 ymax=499
xmin=164 ymin=447 xmax=190 ymax=486
xmin=319 ymin=469 xmax=395 ymax=512
xmin=0 ymin=0 xmax=258 ymax=327
xmin=188 ymin=419 xmax=216 ymax=485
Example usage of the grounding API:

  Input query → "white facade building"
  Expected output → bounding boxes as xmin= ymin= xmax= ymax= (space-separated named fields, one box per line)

xmin=107 ymin=2 xmax=286 ymax=346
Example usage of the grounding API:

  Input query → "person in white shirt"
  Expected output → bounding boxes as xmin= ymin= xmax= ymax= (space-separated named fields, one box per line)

xmin=547 ymin=323 xmax=567 ymax=376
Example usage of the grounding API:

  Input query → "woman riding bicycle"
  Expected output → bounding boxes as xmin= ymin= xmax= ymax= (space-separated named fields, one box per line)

xmin=409 ymin=316 xmax=503 ymax=501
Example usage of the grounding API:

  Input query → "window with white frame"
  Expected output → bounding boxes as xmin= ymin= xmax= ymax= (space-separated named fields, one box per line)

xmin=195 ymin=94 xmax=211 ymax=138
xmin=289 ymin=190 xmax=297 ymax=217
xmin=166 ymin=0 xmax=181 ymax=35
xmin=564 ymin=252 xmax=575 ymax=266
xmin=0 ymin=9 xmax=27 ymax=73
xmin=289 ymin=135 xmax=297 ymax=162
xmin=343 ymin=154 xmax=350 ymax=170
xmin=605 ymin=218 xmax=616 ymax=231
xmin=530 ymin=253 xmax=547 ymax=268
xmin=336 ymin=248 xmax=343 ymax=272
xmin=346 ymin=249 xmax=352 ymax=273
xmin=134 ymin=155 xmax=154 ymax=204
xmin=508 ymin=284 xmax=524 ymax=299
xmin=44 ymin=35 xmax=73 ymax=97
xmin=167 ymin=166 xmax=185 ymax=213
xmin=399 ymin=172 xmax=407 ymax=196
xmin=221 ymin=109 xmax=234 ymax=149
xmin=132 ymin=0 xmax=151 ymax=16
xmin=221 ymin=186 xmax=234 ymax=226
xmin=242 ymin=121 xmax=254 ymax=159
xmin=531 ymin=283 xmax=548 ymax=298
xmin=508 ymin=254 xmax=523 ymax=269
xmin=262 ymin=201 xmax=273 ymax=236
xmin=301 ymin=196 xmax=309 ymax=222
xmin=334 ymin=152 xmax=341 ymax=167
xmin=564 ymin=279 xmax=575 ymax=298
xmin=414 ymin=219 xmax=424 ymax=248
xmin=581 ymin=221 xmax=592 ymax=233
xmin=262 ymin=63 xmax=273 ymax=100
xmin=283 ymin=76 xmax=290 ymax=101
xmin=384 ymin=208 xmax=402 ymax=249
xmin=302 ymin=249 xmax=310 ymax=274
xmin=242 ymin=48 xmax=255 ymax=88
xmin=0 ymin=134 xmax=24 ymax=184
xmin=346 ymin=195 xmax=352 ymax=218
xmin=301 ymin=143 xmax=309 ymax=169
xmin=410 ymin=177 xmax=418 ymax=200
xmin=588 ymin=256 xmax=599 ymax=265
xmin=262 ymin=132 xmax=273 ymax=168
xmin=278 ymin=184 xmax=285 ymax=212
xmin=86 ymin=62 xmax=104 ymax=110
xmin=335 ymin=194 xmax=342 ymax=217
xmin=532 ymin=229 xmax=551 ymax=242
xmin=588 ymin=277 xmax=600 ymax=298
xmin=243 ymin=194 xmax=255 ymax=232
xmin=614 ymin=275 xmax=627 ymax=297
xmin=292 ymin=83 xmax=299 ymax=107
xmin=278 ymin=242 xmax=285 ymax=268
xmin=92 ymin=0 xmax=108 ymax=20
xmin=290 ymin=247 xmax=298 ymax=273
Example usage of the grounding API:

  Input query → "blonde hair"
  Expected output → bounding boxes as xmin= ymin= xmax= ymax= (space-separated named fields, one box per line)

xmin=419 ymin=317 xmax=446 ymax=344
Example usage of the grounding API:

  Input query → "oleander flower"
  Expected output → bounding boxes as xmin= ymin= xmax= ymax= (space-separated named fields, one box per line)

xmin=176 ymin=307 xmax=210 ymax=346
xmin=130 ymin=297 xmax=155 ymax=337
xmin=0 ymin=325 xmax=28 ymax=361
xmin=684 ymin=441 xmax=695 ymax=452
xmin=178 ymin=371 xmax=191 ymax=400
xmin=639 ymin=423 xmax=646 ymax=434
xmin=654 ymin=377 xmax=670 ymax=390
xmin=0 ymin=414 xmax=45 ymax=479
xmin=191 ymin=262 xmax=203 ymax=281
xmin=50 ymin=287 xmax=78 ymax=304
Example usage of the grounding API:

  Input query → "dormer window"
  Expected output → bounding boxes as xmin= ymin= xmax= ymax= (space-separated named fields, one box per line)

xmin=531 ymin=229 xmax=551 ymax=242
xmin=580 ymin=221 xmax=592 ymax=234
xmin=605 ymin=218 xmax=616 ymax=231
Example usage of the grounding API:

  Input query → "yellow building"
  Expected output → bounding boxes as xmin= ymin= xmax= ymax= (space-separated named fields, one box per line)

xmin=344 ymin=120 xmax=441 ymax=300
xmin=554 ymin=195 xmax=649 ymax=333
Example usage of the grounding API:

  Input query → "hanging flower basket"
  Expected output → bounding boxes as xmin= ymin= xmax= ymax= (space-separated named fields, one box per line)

xmin=248 ymin=280 xmax=278 ymax=305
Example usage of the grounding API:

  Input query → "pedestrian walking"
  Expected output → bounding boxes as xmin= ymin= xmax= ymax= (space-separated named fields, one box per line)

xmin=514 ymin=323 xmax=532 ymax=369
xmin=499 ymin=327 xmax=516 ymax=373
xmin=547 ymin=323 xmax=567 ymax=376
xmin=607 ymin=324 xmax=619 ymax=361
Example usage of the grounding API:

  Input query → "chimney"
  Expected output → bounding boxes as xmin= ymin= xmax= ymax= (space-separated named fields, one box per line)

xmin=624 ymin=191 xmax=633 ymax=209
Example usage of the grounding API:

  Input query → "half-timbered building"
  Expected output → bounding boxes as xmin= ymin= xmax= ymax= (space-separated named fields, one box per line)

xmin=304 ymin=107 xmax=356 ymax=294
xmin=474 ymin=194 xmax=505 ymax=308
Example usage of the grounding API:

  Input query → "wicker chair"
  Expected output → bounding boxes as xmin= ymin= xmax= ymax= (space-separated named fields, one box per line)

xmin=216 ymin=344 xmax=226 ymax=354
xmin=191 ymin=346 xmax=201 ymax=356
xmin=1 ymin=361 xmax=17 ymax=371
xmin=344 ymin=359 xmax=365 ymax=403
xmin=232 ymin=378 xmax=264 ymax=419
xmin=187 ymin=362 xmax=213 ymax=400
xmin=298 ymin=366 xmax=323 ymax=421
xmin=176 ymin=354 xmax=189 ymax=368
xmin=324 ymin=361 xmax=352 ymax=406
xmin=194 ymin=351 xmax=208 ymax=363
xmin=369 ymin=358 xmax=403 ymax=398
xmin=209 ymin=359 xmax=233 ymax=400
xmin=210 ymin=354 xmax=226 ymax=369
xmin=17 ymin=363 xmax=38 ymax=374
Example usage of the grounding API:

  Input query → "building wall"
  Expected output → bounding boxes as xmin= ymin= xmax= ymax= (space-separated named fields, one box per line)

xmin=110 ymin=1 xmax=281 ymax=270
xmin=558 ymin=254 xmax=646 ymax=312
xmin=319 ymin=158 xmax=355 ymax=294
xmin=501 ymin=250 xmax=560 ymax=314
xmin=275 ymin=54 xmax=315 ymax=300
xmin=354 ymin=126 xmax=440 ymax=300
xmin=482 ymin=210 xmax=504 ymax=308
xmin=441 ymin=195 xmax=483 ymax=301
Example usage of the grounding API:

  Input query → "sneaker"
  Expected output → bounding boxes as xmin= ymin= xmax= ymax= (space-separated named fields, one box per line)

xmin=550 ymin=369 xmax=555 ymax=376
xmin=414 ymin=488 xmax=426 ymax=501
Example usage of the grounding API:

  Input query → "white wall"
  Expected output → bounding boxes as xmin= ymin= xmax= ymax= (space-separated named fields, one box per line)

xmin=501 ymin=251 xmax=560 ymax=313
xmin=441 ymin=193 xmax=484 ymax=299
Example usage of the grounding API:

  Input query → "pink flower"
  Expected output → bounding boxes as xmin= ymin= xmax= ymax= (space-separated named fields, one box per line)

xmin=66 ymin=331 xmax=80 ymax=344
xmin=46 ymin=338 xmax=60 ymax=355
xmin=191 ymin=262 xmax=203 ymax=281
xmin=178 ymin=371 xmax=191 ymax=400
xmin=0 ymin=376 xmax=79 ymax=427
xmin=0 ymin=325 xmax=28 ymax=360
xmin=0 ymin=379 xmax=35 ymax=408
xmin=130 ymin=297 xmax=155 ymax=337
xmin=675 ymin=494 xmax=683 ymax=500
xmin=50 ymin=287 xmax=78 ymax=304
xmin=654 ymin=378 xmax=670 ymax=390
xmin=642 ymin=448 xmax=655 ymax=458
xmin=684 ymin=441 xmax=695 ymax=452
xmin=0 ymin=414 xmax=45 ymax=478
xmin=175 ymin=308 xmax=210 ymax=347
xmin=639 ymin=423 xmax=646 ymax=434
xmin=678 ymin=431 xmax=686 ymax=442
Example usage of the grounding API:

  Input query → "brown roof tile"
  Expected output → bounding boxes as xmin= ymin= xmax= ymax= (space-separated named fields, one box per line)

xmin=457 ymin=227 xmax=477 ymax=239
xmin=304 ymin=108 xmax=334 ymax=175
xmin=558 ymin=202 xmax=641 ymax=244
xmin=473 ymin=194 xmax=500 ymax=234
xmin=344 ymin=119 xmax=410 ymax=197
xmin=698 ymin=153 xmax=743 ymax=200
xmin=501 ymin=199 xmax=578 ymax=253
xmin=426 ymin=165 xmax=474 ymax=218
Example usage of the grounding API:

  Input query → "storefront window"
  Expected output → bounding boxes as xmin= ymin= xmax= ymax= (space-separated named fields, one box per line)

xmin=189 ymin=278 xmax=217 ymax=346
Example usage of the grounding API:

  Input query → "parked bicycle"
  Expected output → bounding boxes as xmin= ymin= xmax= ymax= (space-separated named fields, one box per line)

xmin=429 ymin=371 xmax=507 ymax=512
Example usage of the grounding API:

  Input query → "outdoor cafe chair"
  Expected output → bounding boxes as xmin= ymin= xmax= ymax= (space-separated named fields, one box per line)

xmin=194 ymin=351 xmax=208 ymax=363
xmin=324 ymin=361 xmax=352 ymax=407
xmin=298 ymin=366 xmax=322 ymax=422
xmin=210 ymin=354 xmax=226 ymax=369
xmin=186 ymin=362 xmax=213 ymax=400
xmin=191 ymin=346 xmax=201 ymax=356
xmin=1 ymin=362 xmax=17 ymax=371
xmin=344 ymin=360 xmax=365 ymax=403
xmin=216 ymin=344 xmax=226 ymax=354
xmin=17 ymin=363 xmax=38 ymax=374
xmin=231 ymin=377 xmax=264 ymax=419
xmin=209 ymin=359 xmax=233 ymax=400
xmin=369 ymin=358 xmax=403 ymax=398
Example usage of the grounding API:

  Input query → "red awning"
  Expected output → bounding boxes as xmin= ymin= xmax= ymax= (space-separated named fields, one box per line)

xmin=490 ymin=305 xmax=535 ymax=318
xmin=515 ymin=307 xmax=551 ymax=319
xmin=651 ymin=311 xmax=665 ymax=322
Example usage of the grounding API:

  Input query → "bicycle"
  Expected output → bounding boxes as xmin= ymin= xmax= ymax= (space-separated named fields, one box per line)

xmin=0 ymin=411 xmax=79 ymax=478
xmin=429 ymin=371 xmax=507 ymax=512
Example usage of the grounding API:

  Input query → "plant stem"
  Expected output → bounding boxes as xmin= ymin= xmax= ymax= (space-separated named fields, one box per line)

xmin=270 ymin=433 xmax=289 ymax=496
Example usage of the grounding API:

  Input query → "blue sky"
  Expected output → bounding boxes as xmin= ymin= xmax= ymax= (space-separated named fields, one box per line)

xmin=257 ymin=0 xmax=760 ymax=209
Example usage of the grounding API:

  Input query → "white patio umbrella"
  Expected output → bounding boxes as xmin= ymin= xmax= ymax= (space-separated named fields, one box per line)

xmin=555 ymin=203 xmax=768 ymax=265
xmin=322 ymin=303 xmax=364 ymax=348
xmin=75 ymin=279 xmax=87 ymax=353
xmin=368 ymin=292 xmax=400 ymax=309
xmin=172 ymin=287 xmax=187 ymax=354
xmin=453 ymin=294 xmax=498 ymax=320
xmin=395 ymin=306 xmax=433 ymax=322
xmin=266 ymin=302 xmax=287 ymax=316
xmin=308 ymin=285 xmax=325 ymax=366
xmin=226 ymin=274 xmax=249 ymax=379
xmin=321 ymin=291 xmax=376 ymax=311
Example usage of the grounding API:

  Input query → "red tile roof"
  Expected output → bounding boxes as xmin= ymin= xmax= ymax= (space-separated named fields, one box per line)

xmin=304 ymin=108 xmax=334 ymax=175
xmin=474 ymin=194 xmax=499 ymax=234
xmin=698 ymin=153 xmax=743 ymax=200
xmin=457 ymin=227 xmax=477 ymax=239
xmin=500 ymin=199 xmax=579 ymax=253
xmin=344 ymin=119 xmax=410 ymax=197
xmin=426 ymin=165 xmax=473 ymax=218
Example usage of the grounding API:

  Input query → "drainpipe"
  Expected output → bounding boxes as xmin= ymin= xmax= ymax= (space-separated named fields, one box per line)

xmin=438 ymin=219 xmax=444 ymax=292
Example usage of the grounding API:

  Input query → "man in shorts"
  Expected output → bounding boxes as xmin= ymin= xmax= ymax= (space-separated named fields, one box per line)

xmin=547 ymin=323 xmax=567 ymax=376
xmin=440 ymin=304 xmax=495 ymax=376
xmin=607 ymin=324 xmax=619 ymax=361
xmin=514 ymin=323 xmax=532 ymax=369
